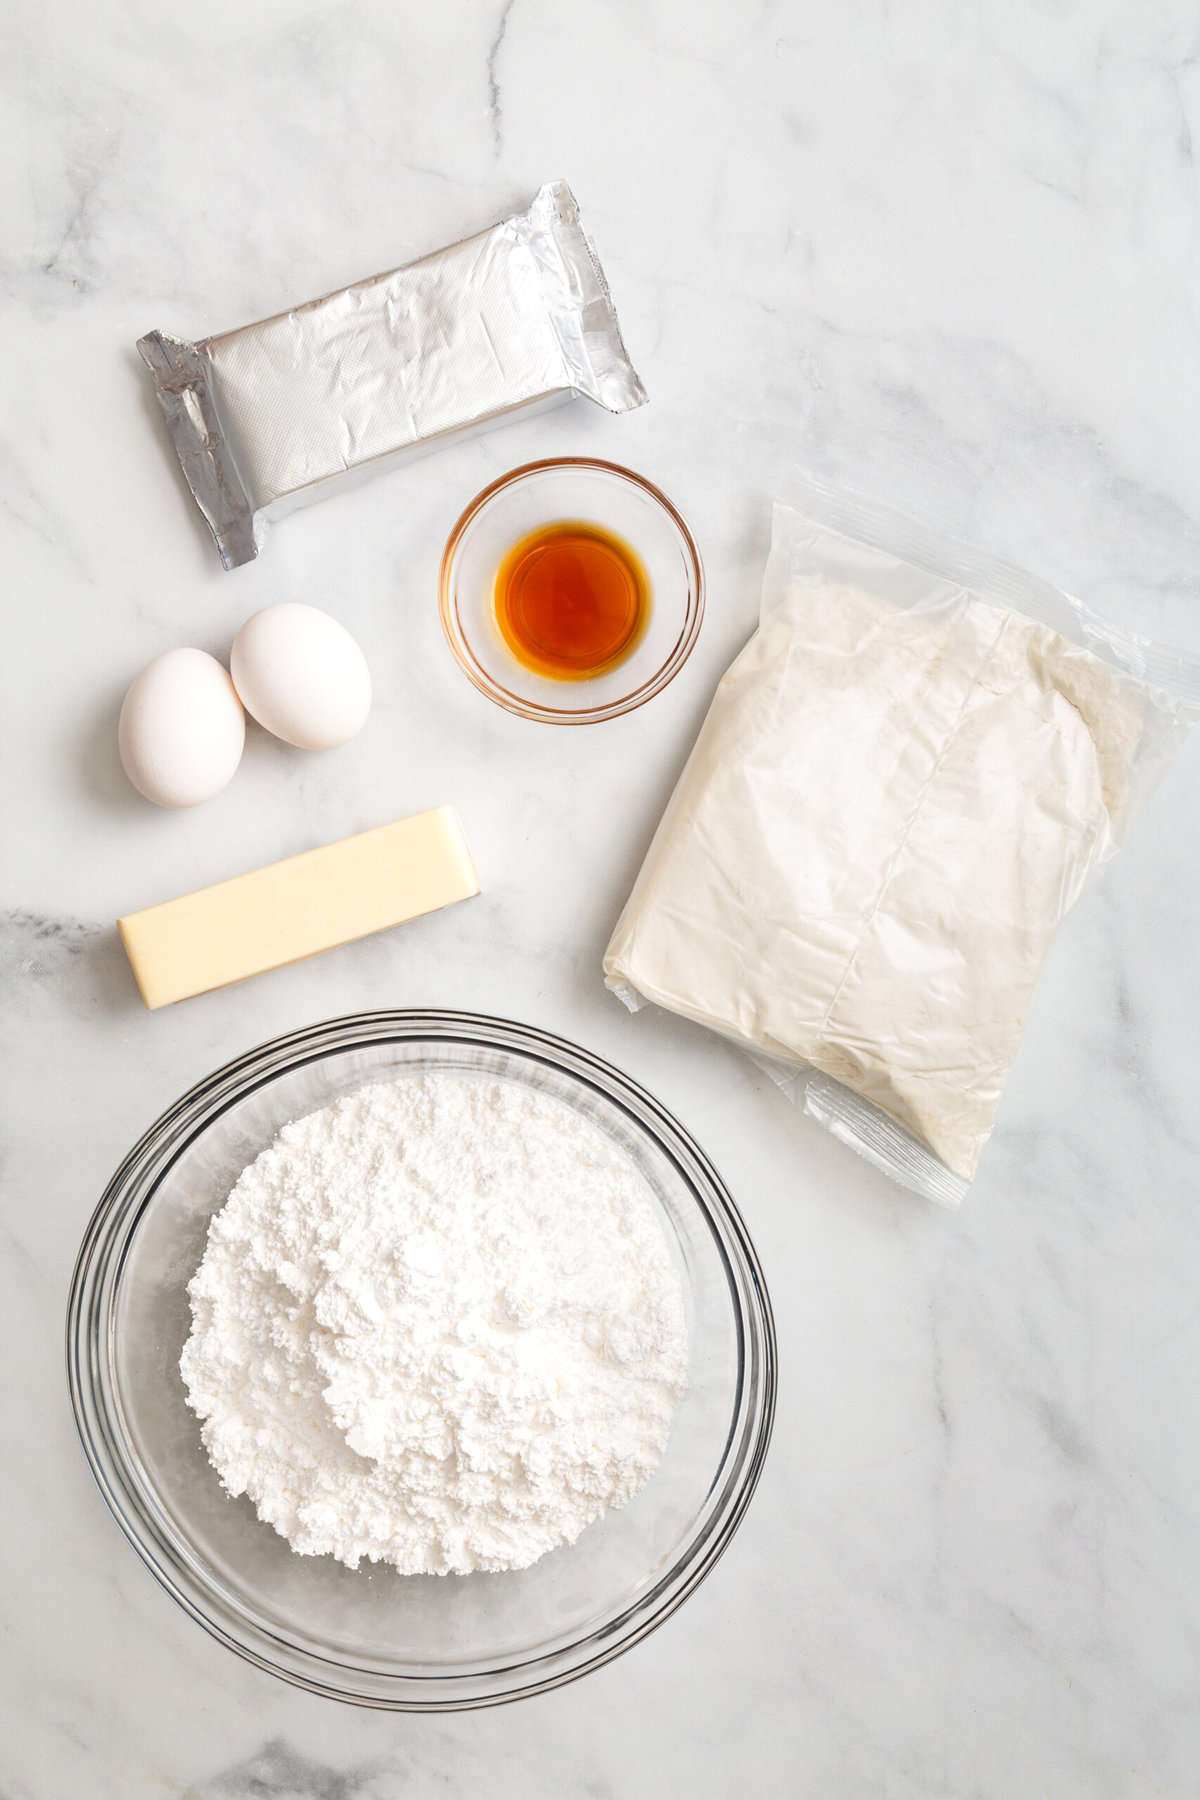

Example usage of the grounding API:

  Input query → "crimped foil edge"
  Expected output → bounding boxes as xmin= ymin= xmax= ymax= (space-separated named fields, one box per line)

xmin=136 ymin=330 xmax=258 ymax=570
xmin=522 ymin=181 xmax=648 ymax=414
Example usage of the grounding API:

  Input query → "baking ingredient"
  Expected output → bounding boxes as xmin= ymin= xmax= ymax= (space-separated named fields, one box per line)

xmin=606 ymin=479 xmax=1198 ymax=1201
xmin=180 ymin=1072 xmax=688 ymax=1575
xmin=138 ymin=183 xmax=647 ymax=569
xmin=494 ymin=521 xmax=650 ymax=680
xmin=118 ymin=806 xmax=478 ymax=1008
xmin=230 ymin=604 xmax=371 ymax=749
xmin=118 ymin=647 xmax=245 ymax=807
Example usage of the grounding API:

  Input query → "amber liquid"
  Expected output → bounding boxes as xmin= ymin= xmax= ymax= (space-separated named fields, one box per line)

xmin=493 ymin=521 xmax=651 ymax=681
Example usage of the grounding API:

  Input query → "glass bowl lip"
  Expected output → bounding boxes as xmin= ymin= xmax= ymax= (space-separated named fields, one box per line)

xmin=438 ymin=457 xmax=706 ymax=725
xmin=66 ymin=1008 xmax=777 ymax=1711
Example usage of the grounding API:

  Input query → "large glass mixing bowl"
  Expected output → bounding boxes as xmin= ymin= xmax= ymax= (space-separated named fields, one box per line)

xmin=67 ymin=1011 xmax=776 ymax=1709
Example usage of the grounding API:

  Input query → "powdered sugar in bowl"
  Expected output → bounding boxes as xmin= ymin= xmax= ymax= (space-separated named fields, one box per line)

xmin=67 ymin=1011 xmax=776 ymax=1710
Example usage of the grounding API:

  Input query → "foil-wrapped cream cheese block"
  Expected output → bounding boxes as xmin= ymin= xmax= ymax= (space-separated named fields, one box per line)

xmin=138 ymin=181 xmax=647 ymax=568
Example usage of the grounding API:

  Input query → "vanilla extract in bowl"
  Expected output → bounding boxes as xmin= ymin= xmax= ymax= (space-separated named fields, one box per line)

xmin=493 ymin=521 xmax=651 ymax=681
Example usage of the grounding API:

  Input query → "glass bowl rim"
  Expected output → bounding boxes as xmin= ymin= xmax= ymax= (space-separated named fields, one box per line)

xmin=66 ymin=1009 xmax=776 ymax=1711
xmin=438 ymin=458 xmax=706 ymax=725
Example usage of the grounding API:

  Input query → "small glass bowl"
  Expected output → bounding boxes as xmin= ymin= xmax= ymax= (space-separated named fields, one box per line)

xmin=67 ymin=1011 xmax=776 ymax=1710
xmin=439 ymin=459 xmax=704 ymax=724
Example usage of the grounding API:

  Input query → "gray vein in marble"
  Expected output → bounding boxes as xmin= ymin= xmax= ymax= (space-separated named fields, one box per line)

xmin=2 ymin=907 xmax=104 ymax=977
xmin=41 ymin=165 xmax=103 ymax=287
xmin=929 ymin=1298 xmax=949 ymax=1440
xmin=1166 ymin=65 xmax=1194 ymax=163
xmin=182 ymin=1737 xmax=619 ymax=1800
xmin=1 ymin=907 xmax=139 ymax=1016
xmin=486 ymin=0 xmax=516 ymax=158
xmin=1033 ymin=1393 xmax=1092 ymax=1469
xmin=185 ymin=1740 xmax=359 ymax=1800
xmin=0 ymin=438 xmax=87 ymax=572
xmin=18 ymin=89 xmax=121 ymax=303
xmin=388 ymin=156 xmax=467 ymax=188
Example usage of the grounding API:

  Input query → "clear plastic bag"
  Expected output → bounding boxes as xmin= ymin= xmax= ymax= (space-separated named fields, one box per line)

xmin=605 ymin=476 xmax=1199 ymax=1203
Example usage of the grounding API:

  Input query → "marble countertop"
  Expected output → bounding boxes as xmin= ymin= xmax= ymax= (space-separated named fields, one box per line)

xmin=6 ymin=1 xmax=1200 ymax=1794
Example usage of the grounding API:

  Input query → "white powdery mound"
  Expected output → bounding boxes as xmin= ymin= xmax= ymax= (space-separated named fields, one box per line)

xmin=181 ymin=1072 xmax=688 ymax=1576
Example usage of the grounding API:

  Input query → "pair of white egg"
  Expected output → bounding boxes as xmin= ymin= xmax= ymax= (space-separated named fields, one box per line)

xmin=119 ymin=604 xmax=371 ymax=808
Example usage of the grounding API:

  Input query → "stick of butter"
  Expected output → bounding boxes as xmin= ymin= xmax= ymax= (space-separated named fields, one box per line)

xmin=118 ymin=807 xmax=480 ymax=1009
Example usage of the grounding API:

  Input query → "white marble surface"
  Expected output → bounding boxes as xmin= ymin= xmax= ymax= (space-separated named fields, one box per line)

xmin=5 ymin=0 xmax=1200 ymax=1793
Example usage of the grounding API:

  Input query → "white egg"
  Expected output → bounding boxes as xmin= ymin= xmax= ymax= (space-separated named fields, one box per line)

xmin=118 ymin=648 xmax=245 ymax=808
xmin=230 ymin=603 xmax=372 ymax=750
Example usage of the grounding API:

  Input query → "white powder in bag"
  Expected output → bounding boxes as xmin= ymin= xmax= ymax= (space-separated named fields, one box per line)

xmin=605 ymin=495 xmax=1174 ymax=1188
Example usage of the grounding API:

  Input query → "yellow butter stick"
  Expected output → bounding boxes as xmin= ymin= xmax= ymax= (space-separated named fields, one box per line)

xmin=118 ymin=806 xmax=480 ymax=1009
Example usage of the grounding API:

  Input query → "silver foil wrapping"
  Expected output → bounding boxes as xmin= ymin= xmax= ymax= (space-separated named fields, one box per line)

xmin=138 ymin=182 xmax=647 ymax=568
